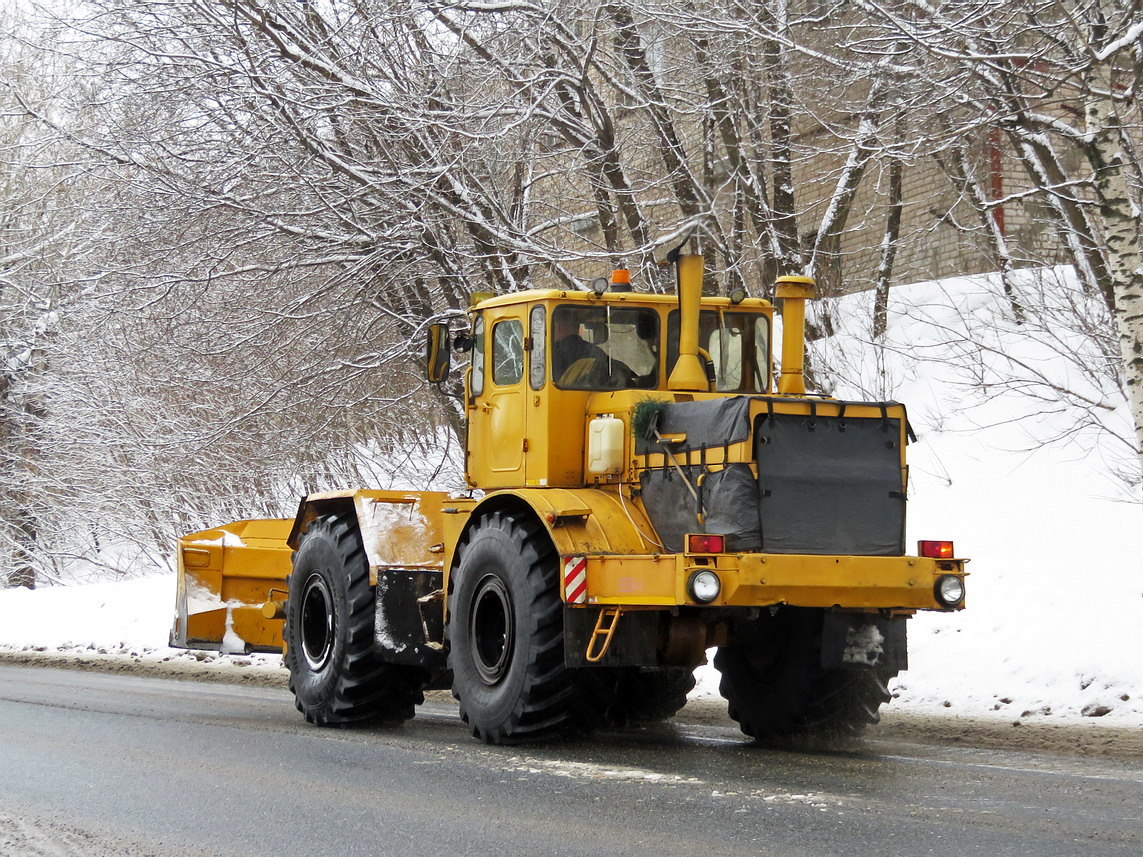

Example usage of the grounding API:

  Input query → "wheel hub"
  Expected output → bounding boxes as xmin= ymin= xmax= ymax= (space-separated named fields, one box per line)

xmin=470 ymin=574 xmax=514 ymax=685
xmin=300 ymin=572 xmax=334 ymax=671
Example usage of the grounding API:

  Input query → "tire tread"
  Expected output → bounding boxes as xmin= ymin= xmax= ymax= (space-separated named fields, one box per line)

xmin=448 ymin=509 xmax=611 ymax=744
xmin=715 ymin=607 xmax=896 ymax=740
xmin=284 ymin=512 xmax=425 ymax=727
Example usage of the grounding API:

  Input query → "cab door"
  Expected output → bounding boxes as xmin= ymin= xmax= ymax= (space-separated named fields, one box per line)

xmin=466 ymin=308 xmax=527 ymax=486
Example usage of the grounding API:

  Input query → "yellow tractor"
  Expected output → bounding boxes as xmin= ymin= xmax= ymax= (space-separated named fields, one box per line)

xmin=170 ymin=253 xmax=967 ymax=743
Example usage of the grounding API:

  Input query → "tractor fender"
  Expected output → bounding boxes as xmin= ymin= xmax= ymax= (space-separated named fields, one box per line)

xmin=288 ymin=489 xmax=453 ymax=585
xmin=452 ymin=487 xmax=659 ymax=574
xmin=448 ymin=489 xmax=669 ymax=664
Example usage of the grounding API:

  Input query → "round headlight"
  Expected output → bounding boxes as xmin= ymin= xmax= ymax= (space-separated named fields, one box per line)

xmin=688 ymin=570 xmax=721 ymax=604
xmin=935 ymin=574 xmax=965 ymax=607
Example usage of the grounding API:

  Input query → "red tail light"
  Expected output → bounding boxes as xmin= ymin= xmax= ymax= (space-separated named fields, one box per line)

xmin=918 ymin=540 xmax=955 ymax=559
xmin=688 ymin=534 xmax=726 ymax=554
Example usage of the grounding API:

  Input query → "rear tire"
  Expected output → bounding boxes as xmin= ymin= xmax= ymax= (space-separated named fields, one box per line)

xmin=714 ymin=607 xmax=894 ymax=740
xmin=448 ymin=509 xmax=610 ymax=744
xmin=284 ymin=512 xmax=425 ymax=726
xmin=609 ymin=667 xmax=696 ymax=725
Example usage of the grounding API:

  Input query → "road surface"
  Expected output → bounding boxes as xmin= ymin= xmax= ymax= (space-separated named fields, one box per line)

xmin=1 ymin=665 xmax=1141 ymax=856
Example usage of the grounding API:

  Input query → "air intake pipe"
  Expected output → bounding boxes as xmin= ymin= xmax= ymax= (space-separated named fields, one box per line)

xmin=667 ymin=254 xmax=708 ymax=392
xmin=775 ymin=276 xmax=816 ymax=396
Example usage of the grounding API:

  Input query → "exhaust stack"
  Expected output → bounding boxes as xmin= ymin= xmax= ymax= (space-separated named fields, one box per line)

xmin=775 ymin=276 xmax=816 ymax=396
xmin=667 ymin=254 xmax=709 ymax=392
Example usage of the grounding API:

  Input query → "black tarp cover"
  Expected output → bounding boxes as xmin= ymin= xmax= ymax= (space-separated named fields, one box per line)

xmin=633 ymin=397 xmax=752 ymax=455
xmin=636 ymin=396 xmax=908 ymax=556
xmin=639 ymin=464 xmax=761 ymax=553
xmin=755 ymin=412 xmax=905 ymax=555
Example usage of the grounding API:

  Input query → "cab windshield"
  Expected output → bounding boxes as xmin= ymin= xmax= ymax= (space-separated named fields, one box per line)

xmin=551 ymin=305 xmax=659 ymax=391
xmin=667 ymin=310 xmax=770 ymax=393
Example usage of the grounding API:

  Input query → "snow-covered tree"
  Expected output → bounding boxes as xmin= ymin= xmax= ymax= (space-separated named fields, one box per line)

xmin=1 ymin=10 xmax=94 ymax=587
xmin=6 ymin=0 xmax=1137 ymax=585
xmin=848 ymin=0 xmax=1143 ymax=476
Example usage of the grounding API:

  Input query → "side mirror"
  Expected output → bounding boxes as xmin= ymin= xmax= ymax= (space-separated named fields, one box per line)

xmin=425 ymin=323 xmax=451 ymax=383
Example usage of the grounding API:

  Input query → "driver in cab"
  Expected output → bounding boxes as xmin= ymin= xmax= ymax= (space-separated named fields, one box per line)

xmin=552 ymin=312 xmax=608 ymax=385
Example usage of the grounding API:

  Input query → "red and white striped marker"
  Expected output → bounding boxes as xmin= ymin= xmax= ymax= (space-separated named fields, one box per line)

xmin=563 ymin=555 xmax=587 ymax=604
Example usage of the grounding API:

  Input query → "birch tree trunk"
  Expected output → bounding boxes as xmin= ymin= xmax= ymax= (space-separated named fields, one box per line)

xmin=873 ymin=153 xmax=902 ymax=341
xmin=1085 ymin=70 xmax=1143 ymax=473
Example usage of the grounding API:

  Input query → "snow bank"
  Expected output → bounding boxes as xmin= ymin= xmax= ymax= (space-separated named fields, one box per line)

xmin=0 ymin=576 xmax=175 ymax=654
xmin=805 ymin=267 xmax=1143 ymax=723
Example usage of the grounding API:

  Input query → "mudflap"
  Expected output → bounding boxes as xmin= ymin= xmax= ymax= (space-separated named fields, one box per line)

xmin=563 ymin=607 xmax=660 ymax=668
xmin=820 ymin=611 xmax=908 ymax=671
xmin=374 ymin=569 xmax=447 ymax=672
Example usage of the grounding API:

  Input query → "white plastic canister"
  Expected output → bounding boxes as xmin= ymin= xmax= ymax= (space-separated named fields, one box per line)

xmin=586 ymin=416 xmax=625 ymax=474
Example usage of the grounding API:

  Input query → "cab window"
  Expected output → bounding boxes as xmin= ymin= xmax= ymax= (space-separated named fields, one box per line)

xmin=551 ymin=305 xmax=659 ymax=391
xmin=529 ymin=306 xmax=546 ymax=390
xmin=470 ymin=316 xmax=485 ymax=397
xmin=491 ymin=319 xmax=524 ymax=386
xmin=667 ymin=310 xmax=770 ymax=393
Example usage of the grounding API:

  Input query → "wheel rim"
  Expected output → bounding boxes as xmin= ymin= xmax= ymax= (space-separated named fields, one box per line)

xmin=470 ymin=573 xmax=514 ymax=685
xmin=300 ymin=572 xmax=335 ymax=672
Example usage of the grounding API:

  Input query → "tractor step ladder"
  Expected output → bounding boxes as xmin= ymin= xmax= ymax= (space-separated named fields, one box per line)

xmin=586 ymin=606 xmax=623 ymax=663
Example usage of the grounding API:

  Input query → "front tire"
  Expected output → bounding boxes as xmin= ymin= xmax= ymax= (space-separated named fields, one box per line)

xmin=448 ymin=509 xmax=609 ymax=744
xmin=284 ymin=513 xmax=425 ymax=726
xmin=714 ymin=607 xmax=894 ymax=740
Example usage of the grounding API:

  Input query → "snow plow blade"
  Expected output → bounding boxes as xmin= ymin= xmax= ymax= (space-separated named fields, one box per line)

xmin=170 ymin=518 xmax=293 ymax=654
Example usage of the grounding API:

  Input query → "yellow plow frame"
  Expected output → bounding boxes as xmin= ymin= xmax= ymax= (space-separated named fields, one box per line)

xmin=170 ymin=518 xmax=293 ymax=653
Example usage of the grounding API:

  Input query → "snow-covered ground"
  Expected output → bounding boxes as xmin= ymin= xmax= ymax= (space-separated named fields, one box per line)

xmin=2 ymin=269 xmax=1140 ymax=727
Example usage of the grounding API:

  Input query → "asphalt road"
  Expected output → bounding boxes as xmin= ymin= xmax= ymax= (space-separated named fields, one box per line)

xmin=1 ymin=665 xmax=1141 ymax=857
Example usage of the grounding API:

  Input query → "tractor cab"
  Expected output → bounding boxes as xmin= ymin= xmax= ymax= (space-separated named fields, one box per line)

xmin=426 ymin=261 xmax=776 ymax=491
